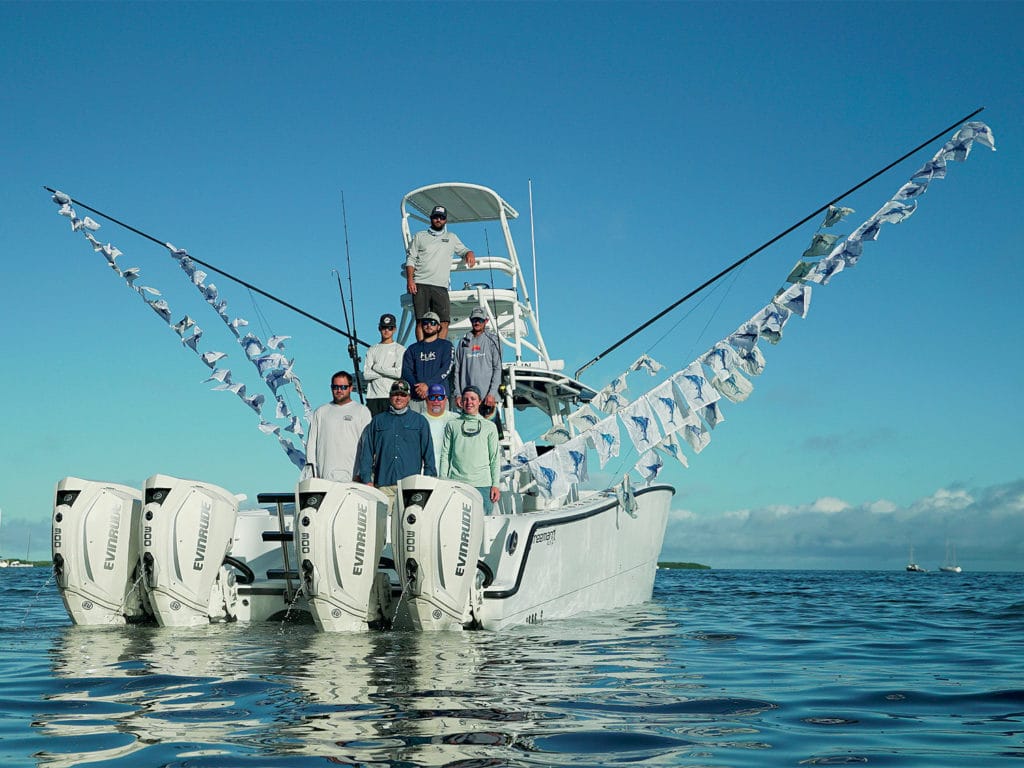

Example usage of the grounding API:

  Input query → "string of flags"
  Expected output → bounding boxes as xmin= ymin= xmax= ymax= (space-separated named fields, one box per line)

xmin=504 ymin=121 xmax=996 ymax=497
xmin=50 ymin=121 xmax=994 ymax=483
xmin=49 ymin=193 xmax=311 ymax=469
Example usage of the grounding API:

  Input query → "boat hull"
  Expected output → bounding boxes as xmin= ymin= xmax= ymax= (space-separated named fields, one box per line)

xmin=53 ymin=475 xmax=673 ymax=630
xmin=477 ymin=485 xmax=673 ymax=630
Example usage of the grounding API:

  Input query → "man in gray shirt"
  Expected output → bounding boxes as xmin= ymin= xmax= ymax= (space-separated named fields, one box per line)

xmin=454 ymin=306 xmax=502 ymax=412
xmin=405 ymin=205 xmax=476 ymax=341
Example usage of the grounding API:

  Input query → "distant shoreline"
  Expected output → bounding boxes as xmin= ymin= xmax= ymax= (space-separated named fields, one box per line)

xmin=658 ymin=562 xmax=710 ymax=570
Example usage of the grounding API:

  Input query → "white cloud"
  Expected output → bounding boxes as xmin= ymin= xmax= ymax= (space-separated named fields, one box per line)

xmin=662 ymin=478 xmax=1024 ymax=571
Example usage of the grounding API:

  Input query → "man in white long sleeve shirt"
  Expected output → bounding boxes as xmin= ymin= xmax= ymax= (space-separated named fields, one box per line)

xmin=301 ymin=371 xmax=371 ymax=481
xmin=363 ymin=313 xmax=405 ymax=416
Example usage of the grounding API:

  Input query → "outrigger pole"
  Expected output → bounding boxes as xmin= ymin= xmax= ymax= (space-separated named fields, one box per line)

xmin=42 ymin=186 xmax=371 ymax=349
xmin=574 ymin=106 xmax=986 ymax=379
xmin=338 ymin=192 xmax=365 ymax=400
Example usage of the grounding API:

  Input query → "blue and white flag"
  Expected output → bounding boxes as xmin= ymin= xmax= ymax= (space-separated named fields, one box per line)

xmin=711 ymin=369 xmax=754 ymax=403
xmin=803 ymin=254 xmax=846 ymax=285
xmin=774 ymin=283 xmax=811 ymax=318
xmin=618 ymin=395 xmax=662 ymax=454
xmin=634 ymin=450 xmax=664 ymax=486
xmin=655 ymin=431 xmax=689 ymax=468
xmin=726 ymin=322 xmax=760 ymax=354
xmin=567 ymin=405 xmax=601 ymax=436
xmin=679 ymin=410 xmax=711 ymax=454
xmin=749 ymin=303 xmax=792 ymax=345
xmin=592 ymin=387 xmax=630 ymax=414
xmin=673 ymin=362 xmax=721 ymax=410
xmin=592 ymin=414 xmax=621 ymax=469
xmin=647 ymin=378 xmax=690 ymax=434
xmin=731 ymin=343 xmax=766 ymax=377
xmin=532 ymin=447 xmax=570 ymax=500
xmin=630 ymin=353 xmax=664 ymax=376
xmin=699 ymin=400 xmax=726 ymax=429
xmin=503 ymin=441 xmax=538 ymax=475
xmin=701 ymin=342 xmax=742 ymax=381
xmin=561 ymin=435 xmax=590 ymax=485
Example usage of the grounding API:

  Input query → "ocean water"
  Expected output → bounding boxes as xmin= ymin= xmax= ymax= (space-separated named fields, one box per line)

xmin=1 ymin=568 xmax=1021 ymax=767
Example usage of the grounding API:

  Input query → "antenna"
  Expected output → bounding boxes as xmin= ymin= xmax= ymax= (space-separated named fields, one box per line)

xmin=529 ymin=179 xmax=539 ymax=323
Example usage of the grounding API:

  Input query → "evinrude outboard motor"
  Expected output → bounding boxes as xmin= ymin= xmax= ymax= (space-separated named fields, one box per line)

xmin=140 ymin=474 xmax=239 ymax=627
xmin=392 ymin=475 xmax=484 ymax=630
xmin=294 ymin=479 xmax=391 ymax=631
xmin=52 ymin=477 xmax=150 ymax=625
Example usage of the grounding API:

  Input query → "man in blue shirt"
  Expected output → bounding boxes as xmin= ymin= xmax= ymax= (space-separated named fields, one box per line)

xmin=401 ymin=311 xmax=454 ymax=413
xmin=356 ymin=380 xmax=436 ymax=498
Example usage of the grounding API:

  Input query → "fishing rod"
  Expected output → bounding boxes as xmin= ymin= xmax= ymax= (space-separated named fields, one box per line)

xmin=574 ymin=106 xmax=986 ymax=379
xmin=332 ymin=268 xmax=365 ymax=402
xmin=339 ymin=192 xmax=365 ymax=401
xmin=42 ymin=186 xmax=371 ymax=349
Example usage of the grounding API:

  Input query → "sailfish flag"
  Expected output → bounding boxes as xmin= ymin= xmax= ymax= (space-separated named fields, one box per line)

xmin=571 ymin=120 xmax=997 ymax=486
xmin=51 ymin=192 xmax=310 ymax=469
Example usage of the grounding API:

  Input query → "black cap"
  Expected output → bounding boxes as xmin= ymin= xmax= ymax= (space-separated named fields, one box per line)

xmin=430 ymin=205 xmax=447 ymax=219
xmin=379 ymin=313 xmax=396 ymax=328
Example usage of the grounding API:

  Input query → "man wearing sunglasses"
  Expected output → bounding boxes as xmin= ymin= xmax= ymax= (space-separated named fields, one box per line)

xmin=300 ymin=370 xmax=371 ymax=482
xmin=363 ymin=312 xmax=405 ymax=416
xmin=356 ymin=379 xmax=436 ymax=504
xmin=423 ymin=382 xmax=455 ymax=466
xmin=405 ymin=204 xmax=476 ymax=341
xmin=401 ymin=311 xmax=454 ymax=413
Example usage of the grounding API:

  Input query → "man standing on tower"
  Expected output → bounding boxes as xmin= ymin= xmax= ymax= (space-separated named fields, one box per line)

xmin=405 ymin=205 xmax=476 ymax=340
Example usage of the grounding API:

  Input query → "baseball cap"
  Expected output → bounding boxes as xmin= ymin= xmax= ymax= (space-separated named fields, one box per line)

xmin=420 ymin=311 xmax=441 ymax=323
xmin=469 ymin=306 xmax=487 ymax=321
xmin=427 ymin=383 xmax=447 ymax=398
xmin=378 ymin=313 xmax=396 ymax=328
xmin=390 ymin=379 xmax=411 ymax=395
xmin=430 ymin=205 xmax=447 ymax=219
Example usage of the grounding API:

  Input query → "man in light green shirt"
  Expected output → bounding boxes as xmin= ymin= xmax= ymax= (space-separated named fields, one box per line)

xmin=439 ymin=386 xmax=500 ymax=514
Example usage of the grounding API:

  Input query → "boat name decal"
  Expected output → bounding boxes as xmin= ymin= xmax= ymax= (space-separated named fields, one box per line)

xmin=353 ymin=503 xmax=368 ymax=575
xmin=534 ymin=530 xmax=556 ymax=546
xmin=103 ymin=508 xmax=122 ymax=571
xmin=455 ymin=503 xmax=472 ymax=576
xmin=193 ymin=501 xmax=212 ymax=571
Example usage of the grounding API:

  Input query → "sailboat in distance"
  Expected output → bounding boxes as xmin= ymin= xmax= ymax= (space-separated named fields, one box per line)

xmin=906 ymin=544 xmax=926 ymax=572
xmin=940 ymin=541 xmax=962 ymax=573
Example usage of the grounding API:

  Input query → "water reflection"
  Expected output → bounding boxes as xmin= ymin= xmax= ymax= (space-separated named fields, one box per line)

xmin=33 ymin=600 xmax=754 ymax=766
xmin=40 ymin=624 xmax=269 ymax=766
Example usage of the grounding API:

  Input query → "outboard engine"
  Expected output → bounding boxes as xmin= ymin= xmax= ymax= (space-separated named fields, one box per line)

xmin=52 ymin=477 xmax=149 ymax=625
xmin=294 ymin=479 xmax=390 ymax=631
xmin=140 ymin=474 xmax=239 ymax=627
xmin=392 ymin=475 xmax=484 ymax=630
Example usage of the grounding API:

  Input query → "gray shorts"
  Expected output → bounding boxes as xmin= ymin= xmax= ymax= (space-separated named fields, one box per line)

xmin=413 ymin=284 xmax=450 ymax=323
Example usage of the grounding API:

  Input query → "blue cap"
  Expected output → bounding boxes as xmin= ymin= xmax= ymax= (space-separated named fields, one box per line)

xmin=427 ymin=383 xmax=446 ymax=397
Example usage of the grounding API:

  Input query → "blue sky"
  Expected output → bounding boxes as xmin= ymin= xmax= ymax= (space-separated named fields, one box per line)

xmin=2 ymin=2 xmax=1020 ymax=570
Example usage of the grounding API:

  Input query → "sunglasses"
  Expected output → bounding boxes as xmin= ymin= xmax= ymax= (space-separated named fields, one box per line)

xmin=431 ymin=215 xmax=447 ymax=220
xmin=470 ymin=318 xmax=486 ymax=323
xmin=427 ymin=395 xmax=446 ymax=402
xmin=379 ymin=325 xmax=395 ymax=331
xmin=421 ymin=319 xmax=439 ymax=326
xmin=331 ymin=384 xmax=351 ymax=390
